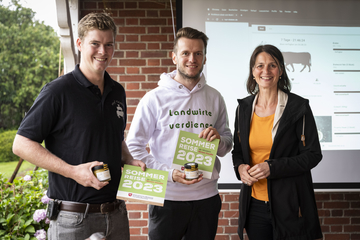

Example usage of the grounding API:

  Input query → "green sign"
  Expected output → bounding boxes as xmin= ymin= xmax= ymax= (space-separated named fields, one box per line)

xmin=117 ymin=165 xmax=168 ymax=206
xmin=172 ymin=130 xmax=219 ymax=179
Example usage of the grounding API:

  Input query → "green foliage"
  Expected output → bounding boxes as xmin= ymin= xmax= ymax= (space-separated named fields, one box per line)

xmin=0 ymin=169 xmax=49 ymax=239
xmin=0 ymin=0 xmax=61 ymax=129
xmin=0 ymin=130 xmax=18 ymax=163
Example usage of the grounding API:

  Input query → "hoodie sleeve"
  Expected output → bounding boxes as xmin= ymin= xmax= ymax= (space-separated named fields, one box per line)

xmin=214 ymin=95 xmax=233 ymax=157
xmin=126 ymin=96 xmax=175 ymax=182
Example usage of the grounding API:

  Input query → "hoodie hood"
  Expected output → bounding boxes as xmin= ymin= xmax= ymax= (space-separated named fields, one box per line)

xmin=158 ymin=70 xmax=207 ymax=94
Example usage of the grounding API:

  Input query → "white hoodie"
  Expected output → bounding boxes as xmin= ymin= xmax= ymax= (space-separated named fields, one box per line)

xmin=126 ymin=70 xmax=232 ymax=201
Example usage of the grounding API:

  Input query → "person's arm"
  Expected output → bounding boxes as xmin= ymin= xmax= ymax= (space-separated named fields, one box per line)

xmin=13 ymin=134 xmax=108 ymax=190
xmin=121 ymin=140 xmax=146 ymax=171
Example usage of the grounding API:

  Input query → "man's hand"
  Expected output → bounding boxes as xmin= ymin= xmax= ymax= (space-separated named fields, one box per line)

xmin=128 ymin=159 xmax=146 ymax=171
xmin=172 ymin=169 xmax=203 ymax=185
xmin=199 ymin=127 xmax=220 ymax=142
xmin=72 ymin=161 xmax=109 ymax=190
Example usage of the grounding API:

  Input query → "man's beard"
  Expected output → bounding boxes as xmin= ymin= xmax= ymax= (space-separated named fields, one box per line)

xmin=177 ymin=65 xmax=203 ymax=82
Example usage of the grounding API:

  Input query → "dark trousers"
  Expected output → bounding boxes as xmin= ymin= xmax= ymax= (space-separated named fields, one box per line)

xmin=148 ymin=194 xmax=222 ymax=240
xmin=245 ymin=197 xmax=273 ymax=240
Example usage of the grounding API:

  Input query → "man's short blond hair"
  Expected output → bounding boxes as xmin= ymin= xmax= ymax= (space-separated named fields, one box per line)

xmin=78 ymin=12 xmax=116 ymax=41
xmin=173 ymin=27 xmax=209 ymax=54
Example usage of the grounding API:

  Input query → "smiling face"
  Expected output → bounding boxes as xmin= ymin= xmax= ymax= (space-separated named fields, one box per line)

xmin=172 ymin=37 xmax=207 ymax=83
xmin=252 ymin=52 xmax=283 ymax=92
xmin=76 ymin=29 xmax=115 ymax=81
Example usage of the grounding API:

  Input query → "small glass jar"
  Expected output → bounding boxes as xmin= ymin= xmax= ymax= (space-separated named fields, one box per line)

xmin=184 ymin=162 xmax=199 ymax=180
xmin=92 ymin=164 xmax=111 ymax=182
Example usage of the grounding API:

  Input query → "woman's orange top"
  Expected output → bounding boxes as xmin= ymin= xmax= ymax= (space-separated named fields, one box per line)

xmin=249 ymin=112 xmax=274 ymax=201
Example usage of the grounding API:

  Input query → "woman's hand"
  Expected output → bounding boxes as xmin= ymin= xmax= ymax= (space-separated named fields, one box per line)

xmin=238 ymin=164 xmax=258 ymax=186
xmin=248 ymin=162 xmax=270 ymax=180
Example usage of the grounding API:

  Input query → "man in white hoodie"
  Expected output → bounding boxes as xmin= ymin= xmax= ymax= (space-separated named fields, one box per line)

xmin=126 ymin=27 xmax=232 ymax=240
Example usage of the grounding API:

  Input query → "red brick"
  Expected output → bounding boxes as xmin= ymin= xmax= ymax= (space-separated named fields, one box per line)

xmin=141 ymin=51 xmax=167 ymax=58
xmin=143 ymin=212 xmax=149 ymax=219
xmin=221 ymin=203 xmax=230 ymax=210
xmin=316 ymin=193 xmax=330 ymax=201
xmin=126 ymin=18 xmax=139 ymax=25
xmin=120 ymin=43 xmax=146 ymax=50
xmin=126 ymin=83 xmax=139 ymax=90
xmin=139 ymin=2 xmax=166 ymax=9
xmin=126 ymin=203 xmax=148 ymax=211
xmin=345 ymin=193 xmax=360 ymax=201
xmin=124 ymin=31 xmax=140 ymax=39
xmin=162 ymin=59 xmax=174 ymax=66
xmin=344 ymin=225 xmax=360 ymax=232
xmin=120 ymin=59 xmax=146 ymax=66
xmin=331 ymin=225 xmax=343 ymax=232
xmin=126 ymin=91 xmax=146 ymax=98
xmin=324 ymin=202 xmax=349 ymax=209
xmin=318 ymin=209 xmax=331 ymax=217
xmin=114 ymin=51 xmax=124 ymax=58
xmin=142 ymin=67 xmax=168 ymax=74
xmin=125 ymin=2 xmax=136 ymax=8
xmin=215 ymin=235 xmax=230 ymax=240
xmin=107 ymin=67 xmax=125 ymax=74
xmin=230 ymin=203 xmax=239 ymax=210
xmin=141 ymin=35 xmax=168 ymax=42
xmin=114 ymin=18 xmax=125 ymax=26
xmin=119 ymin=27 xmax=146 ymax=34
xmin=128 ymin=212 xmax=141 ymax=219
xmin=332 ymin=209 xmax=343 ymax=216
xmin=321 ymin=225 xmax=330 ymax=232
xmin=127 ymin=67 xmax=140 ymax=74
xmin=129 ymin=228 xmax=141 ymax=235
xmin=160 ymin=10 xmax=172 ymax=17
xmin=161 ymin=27 xmax=174 ymax=33
xmin=83 ymin=2 xmax=96 ymax=9
xmin=324 ymin=217 xmax=350 ymax=225
xmin=129 ymin=236 xmax=147 ymax=240
xmin=148 ymin=75 xmax=161 ymax=82
xmin=230 ymin=218 xmax=238 ymax=225
xmin=351 ymin=234 xmax=360 ymax=239
xmin=147 ymin=43 xmax=160 ymax=50
xmin=148 ymin=27 xmax=160 ymax=34
xmin=116 ymin=34 xmax=125 ymax=42
xmin=323 ymin=233 xmax=350 ymax=240
xmin=126 ymin=51 xmax=139 ymax=58
xmin=98 ymin=2 xmax=123 ymax=9
xmin=161 ymin=42 xmax=173 ymax=49
xmin=147 ymin=59 xmax=160 ymax=66
xmin=168 ymin=18 xmax=176 ymax=27
xmin=119 ymin=10 xmax=145 ymax=17
xmin=331 ymin=193 xmax=344 ymax=200
xmin=225 ymin=226 xmax=238 ymax=233
xmin=218 ymin=219 xmax=229 ymax=226
xmin=129 ymin=219 xmax=148 ymax=227
xmin=351 ymin=201 xmax=360 ymax=208
xmin=141 ymin=82 xmax=158 ymax=90
xmin=147 ymin=10 xmax=159 ymax=17
xmin=230 ymin=234 xmax=241 ymax=240
xmin=224 ymin=211 xmax=239 ymax=218
xmin=140 ymin=18 xmax=167 ymax=25
xmin=224 ymin=194 xmax=240 ymax=202
xmin=344 ymin=209 xmax=360 ymax=216
xmin=352 ymin=218 xmax=360 ymax=224
xmin=120 ymin=75 xmax=146 ymax=82
xmin=127 ymin=98 xmax=140 ymax=106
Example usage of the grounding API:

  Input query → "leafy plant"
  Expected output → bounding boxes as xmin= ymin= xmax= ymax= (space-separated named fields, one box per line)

xmin=0 ymin=130 xmax=18 ymax=163
xmin=0 ymin=169 xmax=49 ymax=240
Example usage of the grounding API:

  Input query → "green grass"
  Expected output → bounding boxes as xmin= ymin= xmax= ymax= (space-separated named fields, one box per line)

xmin=0 ymin=160 xmax=37 ymax=179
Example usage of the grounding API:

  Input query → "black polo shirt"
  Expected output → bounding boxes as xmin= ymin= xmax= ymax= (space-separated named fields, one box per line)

xmin=17 ymin=65 xmax=127 ymax=204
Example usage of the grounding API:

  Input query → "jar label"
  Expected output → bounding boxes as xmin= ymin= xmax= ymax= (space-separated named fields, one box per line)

xmin=96 ymin=170 xmax=111 ymax=181
xmin=185 ymin=170 xmax=198 ymax=179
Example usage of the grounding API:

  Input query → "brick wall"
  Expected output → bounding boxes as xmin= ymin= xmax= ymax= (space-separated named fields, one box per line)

xmin=79 ymin=1 xmax=360 ymax=239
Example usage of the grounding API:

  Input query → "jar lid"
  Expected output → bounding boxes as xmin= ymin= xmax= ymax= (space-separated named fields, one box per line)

xmin=184 ymin=162 xmax=198 ymax=169
xmin=92 ymin=165 xmax=104 ymax=171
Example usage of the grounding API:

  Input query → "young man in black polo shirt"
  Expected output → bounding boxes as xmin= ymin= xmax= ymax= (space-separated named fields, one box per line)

xmin=12 ymin=12 xmax=145 ymax=239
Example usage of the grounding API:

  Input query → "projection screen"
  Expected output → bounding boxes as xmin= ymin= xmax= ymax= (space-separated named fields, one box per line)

xmin=179 ymin=0 xmax=360 ymax=190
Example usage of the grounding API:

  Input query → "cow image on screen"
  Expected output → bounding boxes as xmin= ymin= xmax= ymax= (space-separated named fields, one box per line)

xmin=282 ymin=52 xmax=311 ymax=72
